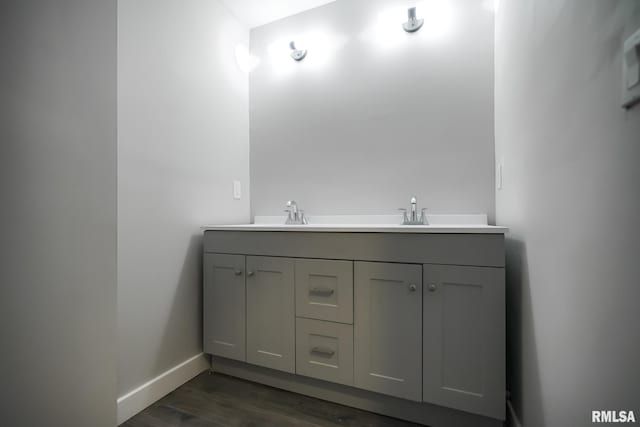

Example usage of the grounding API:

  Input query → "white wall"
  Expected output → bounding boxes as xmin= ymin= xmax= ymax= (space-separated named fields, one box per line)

xmin=495 ymin=1 xmax=640 ymax=426
xmin=250 ymin=0 xmax=496 ymax=221
xmin=118 ymin=0 xmax=250 ymax=398
xmin=0 ymin=1 xmax=117 ymax=426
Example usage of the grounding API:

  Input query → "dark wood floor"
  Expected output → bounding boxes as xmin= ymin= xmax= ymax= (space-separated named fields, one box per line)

xmin=122 ymin=372 xmax=423 ymax=427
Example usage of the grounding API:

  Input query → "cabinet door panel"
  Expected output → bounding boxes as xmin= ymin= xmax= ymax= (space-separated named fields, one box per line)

xmin=423 ymin=264 xmax=505 ymax=420
xmin=354 ymin=262 xmax=422 ymax=401
xmin=246 ymin=256 xmax=295 ymax=373
xmin=203 ymin=253 xmax=245 ymax=361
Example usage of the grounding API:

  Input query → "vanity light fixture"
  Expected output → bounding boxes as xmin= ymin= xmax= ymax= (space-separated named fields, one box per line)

xmin=402 ymin=7 xmax=424 ymax=33
xmin=289 ymin=41 xmax=307 ymax=61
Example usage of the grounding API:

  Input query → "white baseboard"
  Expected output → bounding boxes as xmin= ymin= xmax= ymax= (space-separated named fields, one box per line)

xmin=507 ymin=400 xmax=523 ymax=427
xmin=116 ymin=353 xmax=210 ymax=425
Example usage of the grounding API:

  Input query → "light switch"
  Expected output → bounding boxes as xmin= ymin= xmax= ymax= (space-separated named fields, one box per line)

xmin=233 ymin=180 xmax=241 ymax=199
xmin=622 ymin=26 xmax=640 ymax=109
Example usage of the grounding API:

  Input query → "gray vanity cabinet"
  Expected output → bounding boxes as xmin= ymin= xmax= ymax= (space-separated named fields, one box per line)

xmin=246 ymin=256 xmax=296 ymax=373
xmin=203 ymin=253 xmax=246 ymax=361
xmin=204 ymin=230 xmax=506 ymax=427
xmin=354 ymin=261 xmax=423 ymax=402
xmin=422 ymin=264 xmax=506 ymax=420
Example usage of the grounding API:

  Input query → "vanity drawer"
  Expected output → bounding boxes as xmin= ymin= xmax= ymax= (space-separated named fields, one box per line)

xmin=295 ymin=318 xmax=354 ymax=386
xmin=295 ymin=259 xmax=353 ymax=324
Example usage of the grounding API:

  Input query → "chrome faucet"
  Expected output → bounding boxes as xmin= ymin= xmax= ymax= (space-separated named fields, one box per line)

xmin=285 ymin=200 xmax=308 ymax=225
xmin=399 ymin=196 xmax=427 ymax=225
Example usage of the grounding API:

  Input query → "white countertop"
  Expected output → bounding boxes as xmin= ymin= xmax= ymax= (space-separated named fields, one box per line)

xmin=202 ymin=215 xmax=508 ymax=234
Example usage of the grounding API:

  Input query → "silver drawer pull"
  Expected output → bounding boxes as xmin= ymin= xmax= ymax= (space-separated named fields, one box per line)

xmin=310 ymin=346 xmax=335 ymax=357
xmin=234 ymin=270 xmax=243 ymax=276
xmin=310 ymin=287 xmax=334 ymax=297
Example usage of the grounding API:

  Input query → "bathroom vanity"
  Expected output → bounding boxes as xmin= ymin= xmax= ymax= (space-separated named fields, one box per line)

xmin=202 ymin=218 xmax=507 ymax=427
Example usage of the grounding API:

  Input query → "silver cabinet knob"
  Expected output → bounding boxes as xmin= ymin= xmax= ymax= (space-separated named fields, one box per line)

xmin=428 ymin=284 xmax=437 ymax=292
xmin=409 ymin=284 xmax=417 ymax=292
xmin=247 ymin=271 xmax=255 ymax=277
xmin=234 ymin=270 xmax=243 ymax=276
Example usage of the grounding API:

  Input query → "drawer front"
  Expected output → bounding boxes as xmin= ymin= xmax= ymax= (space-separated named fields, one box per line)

xmin=295 ymin=318 xmax=354 ymax=386
xmin=295 ymin=259 xmax=353 ymax=324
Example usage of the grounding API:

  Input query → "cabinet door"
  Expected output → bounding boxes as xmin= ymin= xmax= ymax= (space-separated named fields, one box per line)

xmin=246 ymin=256 xmax=295 ymax=373
xmin=354 ymin=262 xmax=422 ymax=401
xmin=203 ymin=253 xmax=246 ymax=361
xmin=423 ymin=264 xmax=505 ymax=420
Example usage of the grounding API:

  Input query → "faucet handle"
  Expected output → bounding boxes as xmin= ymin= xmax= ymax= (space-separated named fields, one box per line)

xmin=398 ymin=208 xmax=409 ymax=224
xmin=284 ymin=208 xmax=293 ymax=224
xmin=420 ymin=208 xmax=428 ymax=224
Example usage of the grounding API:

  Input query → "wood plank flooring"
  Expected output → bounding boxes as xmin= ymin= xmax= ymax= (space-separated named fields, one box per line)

xmin=121 ymin=372 xmax=423 ymax=427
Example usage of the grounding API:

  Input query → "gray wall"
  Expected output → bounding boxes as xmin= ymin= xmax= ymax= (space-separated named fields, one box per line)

xmin=0 ymin=1 xmax=117 ymax=426
xmin=117 ymin=0 xmax=250 ymax=397
xmin=495 ymin=1 xmax=640 ymax=426
xmin=250 ymin=0 xmax=496 ymax=221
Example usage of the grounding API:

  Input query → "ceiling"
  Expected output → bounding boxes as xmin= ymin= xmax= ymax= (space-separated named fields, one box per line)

xmin=221 ymin=0 xmax=338 ymax=29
